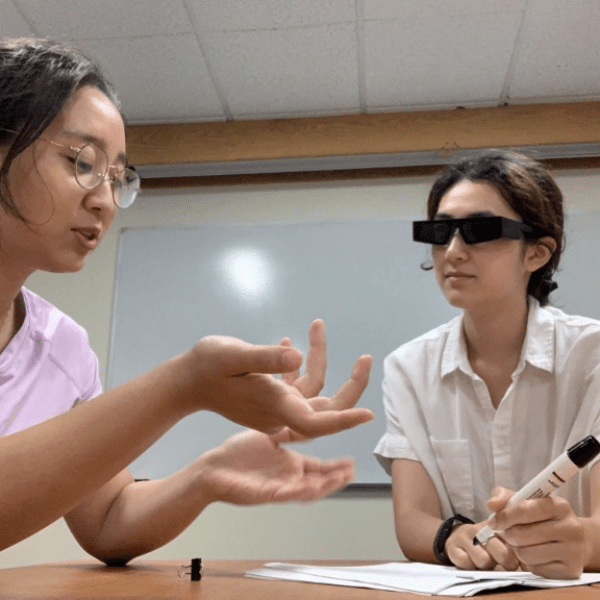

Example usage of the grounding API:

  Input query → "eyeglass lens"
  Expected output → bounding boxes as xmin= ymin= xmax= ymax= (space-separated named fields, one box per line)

xmin=75 ymin=144 xmax=140 ymax=208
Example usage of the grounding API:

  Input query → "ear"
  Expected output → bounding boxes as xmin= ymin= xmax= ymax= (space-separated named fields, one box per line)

xmin=524 ymin=236 xmax=557 ymax=273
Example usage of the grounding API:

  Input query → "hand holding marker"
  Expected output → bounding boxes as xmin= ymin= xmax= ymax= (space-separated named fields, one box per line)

xmin=474 ymin=435 xmax=600 ymax=546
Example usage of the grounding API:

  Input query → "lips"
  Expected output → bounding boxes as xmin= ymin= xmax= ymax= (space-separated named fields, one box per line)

xmin=72 ymin=226 xmax=101 ymax=249
xmin=445 ymin=271 xmax=474 ymax=279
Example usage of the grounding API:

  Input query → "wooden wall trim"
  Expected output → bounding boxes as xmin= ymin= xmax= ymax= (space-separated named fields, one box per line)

xmin=137 ymin=156 xmax=600 ymax=189
xmin=125 ymin=102 xmax=600 ymax=167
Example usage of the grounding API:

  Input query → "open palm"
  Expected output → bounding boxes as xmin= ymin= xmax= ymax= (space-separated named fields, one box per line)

xmin=200 ymin=430 xmax=354 ymax=505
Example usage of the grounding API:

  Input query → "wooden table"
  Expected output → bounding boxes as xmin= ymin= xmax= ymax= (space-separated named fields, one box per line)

xmin=0 ymin=560 xmax=599 ymax=599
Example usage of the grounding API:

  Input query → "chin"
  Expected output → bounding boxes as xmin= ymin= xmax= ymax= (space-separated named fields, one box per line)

xmin=45 ymin=256 xmax=89 ymax=274
xmin=441 ymin=289 xmax=468 ymax=309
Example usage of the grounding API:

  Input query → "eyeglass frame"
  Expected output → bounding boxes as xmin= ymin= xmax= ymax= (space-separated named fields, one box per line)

xmin=412 ymin=216 xmax=545 ymax=246
xmin=0 ymin=127 xmax=140 ymax=209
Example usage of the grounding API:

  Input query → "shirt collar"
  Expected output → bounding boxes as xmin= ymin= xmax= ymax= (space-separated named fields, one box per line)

xmin=441 ymin=315 xmax=469 ymax=377
xmin=440 ymin=297 xmax=555 ymax=378
xmin=520 ymin=297 xmax=554 ymax=373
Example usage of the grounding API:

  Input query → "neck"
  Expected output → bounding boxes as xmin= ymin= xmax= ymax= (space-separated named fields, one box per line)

xmin=462 ymin=296 xmax=529 ymax=363
xmin=0 ymin=296 xmax=17 ymax=355
xmin=0 ymin=258 xmax=31 ymax=354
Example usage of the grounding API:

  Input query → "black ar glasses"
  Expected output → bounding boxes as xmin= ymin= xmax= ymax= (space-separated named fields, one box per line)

xmin=413 ymin=216 xmax=543 ymax=245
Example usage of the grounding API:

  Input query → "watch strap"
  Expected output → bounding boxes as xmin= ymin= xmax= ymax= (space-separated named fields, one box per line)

xmin=433 ymin=513 xmax=475 ymax=566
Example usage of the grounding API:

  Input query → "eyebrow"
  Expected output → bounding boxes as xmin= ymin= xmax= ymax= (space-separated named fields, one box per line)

xmin=58 ymin=129 xmax=129 ymax=166
xmin=434 ymin=210 xmax=496 ymax=220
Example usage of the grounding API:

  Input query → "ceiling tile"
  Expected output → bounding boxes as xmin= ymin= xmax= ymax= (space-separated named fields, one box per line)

xmin=364 ymin=9 xmax=523 ymax=110
xmin=0 ymin=0 xmax=34 ymax=37
xmin=203 ymin=24 xmax=359 ymax=118
xmin=508 ymin=0 xmax=600 ymax=100
xmin=2 ymin=0 xmax=600 ymax=124
xmin=364 ymin=0 xmax=526 ymax=21
xmin=76 ymin=35 xmax=225 ymax=123
xmin=14 ymin=0 xmax=193 ymax=39
xmin=186 ymin=0 xmax=355 ymax=31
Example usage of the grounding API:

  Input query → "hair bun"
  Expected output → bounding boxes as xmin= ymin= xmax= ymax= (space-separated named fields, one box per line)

xmin=540 ymin=278 xmax=558 ymax=295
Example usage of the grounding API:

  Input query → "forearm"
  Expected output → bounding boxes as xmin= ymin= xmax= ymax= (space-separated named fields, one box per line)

xmin=73 ymin=464 xmax=215 ymax=565
xmin=395 ymin=508 xmax=442 ymax=563
xmin=391 ymin=459 xmax=444 ymax=563
xmin=0 ymin=353 xmax=194 ymax=551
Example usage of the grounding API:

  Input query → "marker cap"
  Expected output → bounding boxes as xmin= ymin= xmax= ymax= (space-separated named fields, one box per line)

xmin=567 ymin=435 xmax=600 ymax=468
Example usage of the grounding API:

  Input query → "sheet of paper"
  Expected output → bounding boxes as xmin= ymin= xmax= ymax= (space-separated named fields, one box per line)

xmin=245 ymin=562 xmax=600 ymax=596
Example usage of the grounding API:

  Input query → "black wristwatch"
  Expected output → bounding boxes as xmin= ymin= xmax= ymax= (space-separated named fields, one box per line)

xmin=433 ymin=514 xmax=475 ymax=566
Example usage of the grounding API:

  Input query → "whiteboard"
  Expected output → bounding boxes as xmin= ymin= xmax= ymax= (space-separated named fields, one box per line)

xmin=107 ymin=212 xmax=600 ymax=484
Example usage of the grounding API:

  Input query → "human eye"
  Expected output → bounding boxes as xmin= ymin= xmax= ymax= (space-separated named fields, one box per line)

xmin=63 ymin=147 xmax=87 ymax=172
xmin=110 ymin=174 xmax=123 ymax=191
xmin=77 ymin=157 xmax=94 ymax=174
xmin=63 ymin=151 xmax=78 ymax=168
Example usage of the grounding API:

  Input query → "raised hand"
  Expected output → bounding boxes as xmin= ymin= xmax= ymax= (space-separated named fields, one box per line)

xmin=277 ymin=319 xmax=373 ymax=442
xmin=181 ymin=323 xmax=373 ymax=439
xmin=198 ymin=429 xmax=355 ymax=504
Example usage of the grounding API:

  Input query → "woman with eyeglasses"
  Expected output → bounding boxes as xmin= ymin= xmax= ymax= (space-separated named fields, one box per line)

xmin=374 ymin=150 xmax=600 ymax=579
xmin=0 ymin=38 xmax=374 ymax=562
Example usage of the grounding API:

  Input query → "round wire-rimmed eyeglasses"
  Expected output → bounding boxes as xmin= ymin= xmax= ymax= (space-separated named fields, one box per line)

xmin=43 ymin=138 xmax=140 ymax=209
xmin=0 ymin=128 xmax=140 ymax=208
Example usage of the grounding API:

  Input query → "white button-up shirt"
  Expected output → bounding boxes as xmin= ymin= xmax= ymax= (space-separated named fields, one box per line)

xmin=374 ymin=298 xmax=600 ymax=523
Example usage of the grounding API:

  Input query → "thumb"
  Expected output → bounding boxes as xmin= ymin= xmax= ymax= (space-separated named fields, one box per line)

xmin=198 ymin=335 xmax=303 ymax=376
xmin=486 ymin=486 xmax=515 ymax=513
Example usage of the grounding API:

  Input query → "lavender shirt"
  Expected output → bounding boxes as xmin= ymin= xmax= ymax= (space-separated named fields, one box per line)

xmin=0 ymin=288 xmax=102 ymax=436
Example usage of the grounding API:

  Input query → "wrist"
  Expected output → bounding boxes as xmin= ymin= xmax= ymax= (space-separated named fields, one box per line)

xmin=433 ymin=514 xmax=474 ymax=566
xmin=184 ymin=452 xmax=221 ymax=506
xmin=167 ymin=347 xmax=212 ymax=415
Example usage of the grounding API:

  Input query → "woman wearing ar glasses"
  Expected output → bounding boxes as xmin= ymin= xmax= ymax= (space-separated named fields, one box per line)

xmin=375 ymin=150 xmax=600 ymax=579
xmin=0 ymin=38 xmax=374 ymax=562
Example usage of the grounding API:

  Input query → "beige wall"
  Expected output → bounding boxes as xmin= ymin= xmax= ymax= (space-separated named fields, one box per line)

xmin=3 ymin=169 xmax=599 ymax=567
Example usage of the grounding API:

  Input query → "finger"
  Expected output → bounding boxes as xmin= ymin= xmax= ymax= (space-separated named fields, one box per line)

xmin=327 ymin=354 xmax=372 ymax=411
xmin=491 ymin=497 xmax=564 ymax=533
xmin=201 ymin=336 xmax=303 ymax=375
xmin=467 ymin=545 xmax=498 ymax=571
xmin=279 ymin=337 xmax=301 ymax=384
xmin=486 ymin=486 xmax=515 ymax=514
xmin=447 ymin=547 xmax=477 ymax=571
xmin=302 ymin=456 xmax=355 ymax=476
xmin=484 ymin=537 xmax=520 ymax=571
xmin=285 ymin=407 xmax=374 ymax=439
xmin=300 ymin=319 xmax=327 ymax=396
xmin=305 ymin=397 xmax=334 ymax=412
xmin=269 ymin=427 xmax=306 ymax=444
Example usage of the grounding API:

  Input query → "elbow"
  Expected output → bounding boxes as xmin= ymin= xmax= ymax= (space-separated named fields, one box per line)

xmin=78 ymin=540 xmax=144 ymax=567
xmin=396 ymin=542 xmax=421 ymax=563
xmin=84 ymin=545 xmax=136 ymax=566
xmin=100 ymin=556 xmax=134 ymax=567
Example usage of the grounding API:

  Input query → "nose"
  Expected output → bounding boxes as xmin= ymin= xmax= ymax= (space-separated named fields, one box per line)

xmin=83 ymin=177 xmax=117 ymax=220
xmin=444 ymin=228 xmax=468 ymax=260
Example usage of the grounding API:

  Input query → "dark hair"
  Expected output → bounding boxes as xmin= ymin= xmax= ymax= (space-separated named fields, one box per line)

xmin=0 ymin=37 xmax=120 ymax=220
xmin=426 ymin=149 xmax=564 ymax=306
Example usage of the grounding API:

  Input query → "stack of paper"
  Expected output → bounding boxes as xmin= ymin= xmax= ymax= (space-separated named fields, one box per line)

xmin=245 ymin=562 xmax=600 ymax=596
